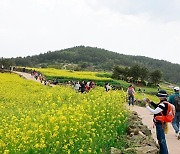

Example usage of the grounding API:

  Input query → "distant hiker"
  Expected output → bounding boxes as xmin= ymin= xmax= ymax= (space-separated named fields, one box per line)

xmin=11 ymin=66 xmax=14 ymax=71
xmin=89 ymin=80 xmax=95 ymax=88
xmin=85 ymin=81 xmax=90 ymax=92
xmin=44 ymin=79 xmax=47 ymax=85
xmin=39 ymin=74 xmax=43 ymax=83
xmin=145 ymin=90 xmax=171 ymax=154
xmin=53 ymin=79 xmax=58 ymax=85
xmin=34 ymin=72 xmax=38 ymax=80
xmin=105 ymin=83 xmax=111 ymax=92
xmin=80 ymin=81 xmax=86 ymax=93
xmin=1 ymin=65 xmax=4 ymax=70
xmin=104 ymin=83 xmax=108 ymax=91
xmin=74 ymin=81 xmax=81 ymax=92
xmin=47 ymin=80 xmax=51 ymax=86
xmin=157 ymin=83 xmax=160 ymax=91
xmin=127 ymin=85 xmax=135 ymax=106
xmin=30 ymin=69 xmax=34 ymax=77
xmin=9 ymin=66 xmax=13 ymax=73
xmin=168 ymin=86 xmax=180 ymax=139
xmin=1 ymin=65 xmax=4 ymax=73
xmin=22 ymin=67 xmax=26 ymax=72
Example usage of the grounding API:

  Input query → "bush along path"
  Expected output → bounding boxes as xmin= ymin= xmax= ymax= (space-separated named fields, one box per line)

xmin=132 ymin=105 xmax=180 ymax=154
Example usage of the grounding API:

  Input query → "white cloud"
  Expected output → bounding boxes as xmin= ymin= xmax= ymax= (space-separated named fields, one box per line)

xmin=85 ymin=0 xmax=180 ymax=22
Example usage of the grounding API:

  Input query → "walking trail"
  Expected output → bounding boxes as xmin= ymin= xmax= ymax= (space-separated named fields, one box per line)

xmin=14 ymin=71 xmax=55 ymax=87
xmin=131 ymin=105 xmax=180 ymax=154
xmin=14 ymin=71 xmax=180 ymax=153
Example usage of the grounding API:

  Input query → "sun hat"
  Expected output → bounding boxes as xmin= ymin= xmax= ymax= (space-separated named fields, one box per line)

xmin=174 ymin=86 xmax=180 ymax=91
xmin=156 ymin=90 xmax=168 ymax=98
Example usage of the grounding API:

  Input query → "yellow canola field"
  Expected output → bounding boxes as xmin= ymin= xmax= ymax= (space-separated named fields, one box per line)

xmin=36 ymin=68 xmax=111 ymax=81
xmin=0 ymin=73 xmax=128 ymax=153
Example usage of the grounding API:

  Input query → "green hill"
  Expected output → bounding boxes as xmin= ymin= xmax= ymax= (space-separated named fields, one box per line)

xmin=2 ymin=46 xmax=180 ymax=84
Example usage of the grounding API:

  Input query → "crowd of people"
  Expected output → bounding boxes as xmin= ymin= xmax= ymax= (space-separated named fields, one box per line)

xmin=30 ymin=69 xmax=96 ymax=92
xmin=73 ymin=80 xmax=95 ymax=93
xmin=30 ymin=70 xmax=52 ymax=86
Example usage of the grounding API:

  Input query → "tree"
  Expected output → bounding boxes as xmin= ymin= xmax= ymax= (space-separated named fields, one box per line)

xmin=150 ymin=70 xmax=162 ymax=85
xmin=0 ymin=58 xmax=15 ymax=69
xmin=112 ymin=66 xmax=125 ymax=80
xmin=129 ymin=64 xmax=141 ymax=82
xmin=139 ymin=67 xmax=149 ymax=82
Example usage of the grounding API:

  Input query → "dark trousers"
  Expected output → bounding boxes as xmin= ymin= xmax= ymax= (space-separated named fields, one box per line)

xmin=172 ymin=111 xmax=180 ymax=133
xmin=128 ymin=95 xmax=134 ymax=106
xmin=156 ymin=123 xmax=168 ymax=154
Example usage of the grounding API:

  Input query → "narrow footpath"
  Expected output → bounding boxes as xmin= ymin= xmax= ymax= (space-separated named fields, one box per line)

xmin=14 ymin=71 xmax=55 ymax=87
xmin=132 ymin=105 xmax=180 ymax=154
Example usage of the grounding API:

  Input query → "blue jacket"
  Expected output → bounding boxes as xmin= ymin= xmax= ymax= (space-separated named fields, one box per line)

xmin=168 ymin=92 xmax=179 ymax=105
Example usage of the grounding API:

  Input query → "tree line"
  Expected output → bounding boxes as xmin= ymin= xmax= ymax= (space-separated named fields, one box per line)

xmin=112 ymin=65 xmax=162 ymax=86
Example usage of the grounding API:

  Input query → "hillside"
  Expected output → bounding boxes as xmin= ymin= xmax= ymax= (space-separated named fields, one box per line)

xmin=3 ymin=46 xmax=180 ymax=84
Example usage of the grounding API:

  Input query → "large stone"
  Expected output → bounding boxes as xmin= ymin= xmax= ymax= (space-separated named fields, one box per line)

xmin=110 ymin=147 xmax=122 ymax=154
xmin=134 ymin=146 xmax=159 ymax=154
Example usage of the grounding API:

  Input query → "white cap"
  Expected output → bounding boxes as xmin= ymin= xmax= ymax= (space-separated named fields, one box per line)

xmin=174 ymin=86 xmax=180 ymax=91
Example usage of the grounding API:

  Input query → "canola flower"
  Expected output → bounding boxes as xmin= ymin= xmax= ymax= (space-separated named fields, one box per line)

xmin=0 ymin=73 xmax=128 ymax=153
xmin=35 ymin=68 xmax=112 ymax=81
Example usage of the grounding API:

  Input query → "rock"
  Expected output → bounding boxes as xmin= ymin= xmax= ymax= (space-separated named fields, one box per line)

xmin=124 ymin=148 xmax=136 ymax=153
xmin=138 ymin=131 xmax=146 ymax=137
xmin=110 ymin=147 xmax=122 ymax=154
xmin=125 ymin=111 xmax=159 ymax=153
xmin=128 ymin=128 xmax=139 ymax=135
xmin=139 ymin=125 xmax=151 ymax=136
xmin=135 ymin=146 xmax=159 ymax=154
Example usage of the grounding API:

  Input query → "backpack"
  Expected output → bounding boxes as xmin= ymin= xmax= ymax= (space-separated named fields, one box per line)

xmin=128 ymin=88 xmax=134 ymax=96
xmin=174 ymin=95 xmax=180 ymax=111
xmin=155 ymin=101 xmax=175 ymax=123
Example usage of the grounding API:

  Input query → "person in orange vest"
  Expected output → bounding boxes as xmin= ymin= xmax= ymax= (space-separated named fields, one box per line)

xmin=145 ymin=90 xmax=169 ymax=154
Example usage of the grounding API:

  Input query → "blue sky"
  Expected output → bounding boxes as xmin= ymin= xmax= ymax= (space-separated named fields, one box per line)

xmin=0 ymin=0 xmax=180 ymax=64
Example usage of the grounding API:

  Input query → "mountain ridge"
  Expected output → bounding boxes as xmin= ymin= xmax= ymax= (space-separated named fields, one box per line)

xmin=3 ymin=46 xmax=180 ymax=84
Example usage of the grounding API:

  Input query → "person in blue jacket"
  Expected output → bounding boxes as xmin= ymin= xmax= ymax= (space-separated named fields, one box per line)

xmin=168 ymin=86 xmax=180 ymax=139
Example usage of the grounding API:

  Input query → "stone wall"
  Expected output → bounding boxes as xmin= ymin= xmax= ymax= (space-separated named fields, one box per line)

xmin=111 ymin=111 xmax=159 ymax=154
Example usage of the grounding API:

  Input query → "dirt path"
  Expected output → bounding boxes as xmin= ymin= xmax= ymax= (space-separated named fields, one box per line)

xmin=132 ymin=105 xmax=180 ymax=154
xmin=13 ymin=71 xmax=55 ymax=87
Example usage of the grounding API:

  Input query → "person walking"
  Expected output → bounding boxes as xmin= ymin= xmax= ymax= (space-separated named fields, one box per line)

xmin=80 ymin=81 xmax=86 ymax=93
xmin=168 ymin=86 xmax=180 ymax=139
xmin=127 ymin=85 xmax=135 ymax=106
xmin=145 ymin=90 xmax=169 ymax=154
xmin=105 ymin=83 xmax=111 ymax=92
xmin=74 ymin=81 xmax=81 ymax=92
xmin=1 ymin=65 xmax=4 ymax=70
